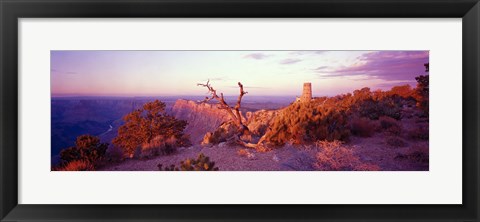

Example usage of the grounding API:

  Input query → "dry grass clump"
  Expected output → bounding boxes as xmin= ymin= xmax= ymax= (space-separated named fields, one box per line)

xmin=395 ymin=145 xmax=429 ymax=163
xmin=56 ymin=160 xmax=95 ymax=171
xmin=408 ymin=126 xmax=429 ymax=140
xmin=378 ymin=116 xmax=402 ymax=135
xmin=237 ymin=149 xmax=249 ymax=157
xmin=237 ymin=149 xmax=255 ymax=159
xmin=314 ymin=140 xmax=380 ymax=171
xmin=255 ymin=144 xmax=271 ymax=153
xmin=386 ymin=136 xmax=408 ymax=147
xmin=350 ymin=117 xmax=376 ymax=137
xmin=140 ymin=135 xmax=178 ymax=158
xmin=379 ymin=116 xmax=399 ymax=129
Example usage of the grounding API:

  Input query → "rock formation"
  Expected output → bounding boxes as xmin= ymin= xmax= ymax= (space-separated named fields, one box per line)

xmin=171 ymin=99 xmax=280 ymax=145
xmin=171 ymin=99 xmax=231 ymax=143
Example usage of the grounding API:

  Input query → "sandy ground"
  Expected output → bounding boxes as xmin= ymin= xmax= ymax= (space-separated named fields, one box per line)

xmin=99 ymin=135 xmax=428 ymax=171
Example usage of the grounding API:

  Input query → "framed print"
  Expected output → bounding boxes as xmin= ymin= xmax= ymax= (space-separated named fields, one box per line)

xmin=1 ymin=0 xmax=479 ymax=221
xmin=48 ymin=49 xmax=430 ymax=172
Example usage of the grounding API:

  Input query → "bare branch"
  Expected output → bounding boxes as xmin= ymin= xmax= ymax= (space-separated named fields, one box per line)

xmin=217 ymin=105 xmax=230 ymax=110
xmin=197 ymin=80 xmax=250 ymax=138
xmin=197 ymin=80 xmax=238 ymax=123
xmin=196 ymin=79 xmax=211 ymax=89
xmin=198 ymin=96 xmax=215 ymax=103
xmin=197 ymin=80 xmax=220 ymax=103
xmin=233 ymin=82 xmax=248 ymax=126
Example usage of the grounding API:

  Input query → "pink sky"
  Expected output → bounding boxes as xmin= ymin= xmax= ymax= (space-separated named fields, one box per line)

xmin=51 ymin=50 xmax=429 ymax=97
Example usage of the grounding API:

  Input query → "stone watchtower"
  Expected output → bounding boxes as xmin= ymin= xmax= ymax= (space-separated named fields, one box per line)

xmin=301 ymin=82 xmax=312 ymax=102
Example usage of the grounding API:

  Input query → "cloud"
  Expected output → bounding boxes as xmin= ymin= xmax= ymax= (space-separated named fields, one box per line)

xmin=315 ymin=51 xmax=429 ymax=81
xmin=375 ymin=81 xmax=417 ymax=88
xmin=227 ymin=85 xmax=268 ymax=89
xmin=314 ymin=66 xmax=329 ymax=70
xmin=245 ymin=86 xmax=268 ymax=89
xmin=202 ymin=77 xmax=227 ymax=82
xmin=51 ymin=68 xmax=78 ymax=75
xmin=351 ymin=77 xmax=375 ymax=81
xmin=279 ymin=58 xmax=302 ymax=65
xmin=243 ymin=53 xmax=270 ymax=60
xmin=289 ymin=51 xmax=327 ymax=55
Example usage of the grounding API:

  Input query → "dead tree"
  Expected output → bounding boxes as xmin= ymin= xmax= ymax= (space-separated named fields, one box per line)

xmin=197 ymin=80 xmax=249 ymax=135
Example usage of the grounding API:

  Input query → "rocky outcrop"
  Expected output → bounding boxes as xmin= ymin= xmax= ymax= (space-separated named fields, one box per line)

xmin=171 ymin=99 xmax=281 ymax=145
xmin=172 ymin=99 xmax=231 ymax=143
xmin=201 ymin=121 xmax=239 ymax=145
xmin=245 ymin=109 xmax=280 ymax=136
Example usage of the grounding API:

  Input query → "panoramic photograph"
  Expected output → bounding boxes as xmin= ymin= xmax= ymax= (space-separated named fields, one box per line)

xmin=51 ymin=50 xmax=429 ymax=171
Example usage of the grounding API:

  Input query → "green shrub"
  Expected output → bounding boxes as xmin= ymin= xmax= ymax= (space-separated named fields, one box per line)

xmin=264 ymin=101 xmax=350 ymax=146
xmin=113 ymin=100 xmax=189 ymax=156
xmin=354 ymin=96 xmax=402 ymax=120
xmin=157 ymin=163 xmax=177 ymax=171
xmin=379 ymin=116 xmax=399 ymax=129
xmin=179 ymin=153 xmax=219 ymax=171
xmin=379 ymin=116 xmax=402 ymax=135
xmin=158 ymin=153 xmax=219 ymax=171
xmin=59 ymin=134 xmax=108 ymax=169
xmin=355 ymin=99 xmax=382 ymax=120
xmin=259 ymin=81 xmax=424 ymax=147
xmin=350 ymin=117 xmax=375 ymax=137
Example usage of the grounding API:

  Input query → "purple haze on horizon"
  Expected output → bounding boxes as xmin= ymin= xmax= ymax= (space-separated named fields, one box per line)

xmin=51 ymin=50 xmax=429 ymax=97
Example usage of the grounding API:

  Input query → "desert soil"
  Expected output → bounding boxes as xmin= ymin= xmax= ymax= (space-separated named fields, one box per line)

xmin=99 ymin=134 xmax=428 ymax=171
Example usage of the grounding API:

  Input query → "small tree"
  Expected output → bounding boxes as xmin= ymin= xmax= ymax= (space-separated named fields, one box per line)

xmin=113 ymin=100 xmax=188 ymax=156
xmin=414 ymin=61 xmax=429 ymax=117
xmin=59 ymin=134 xmax=108 ymax=168
xmin=414 ymin=75 xmax=429 ymax=114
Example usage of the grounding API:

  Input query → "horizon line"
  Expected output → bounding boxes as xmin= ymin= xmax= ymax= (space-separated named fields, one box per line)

xmin=50 ymin=94 xmax=301 ymax=98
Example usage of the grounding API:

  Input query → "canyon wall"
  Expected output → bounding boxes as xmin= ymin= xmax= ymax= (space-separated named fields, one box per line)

xmin=171 ymin=99 xmax=231 ymax=143
xmin=171 ymin=99 xmax=281 ymax=144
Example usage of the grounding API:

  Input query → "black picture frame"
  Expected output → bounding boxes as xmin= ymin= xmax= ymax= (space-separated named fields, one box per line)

xmin=1 ymin=0 xmax=479 ymax=221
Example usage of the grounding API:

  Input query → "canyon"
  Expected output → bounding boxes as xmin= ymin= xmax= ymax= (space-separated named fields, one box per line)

xmin=51 ymin=96 xmax=290 ymax=157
